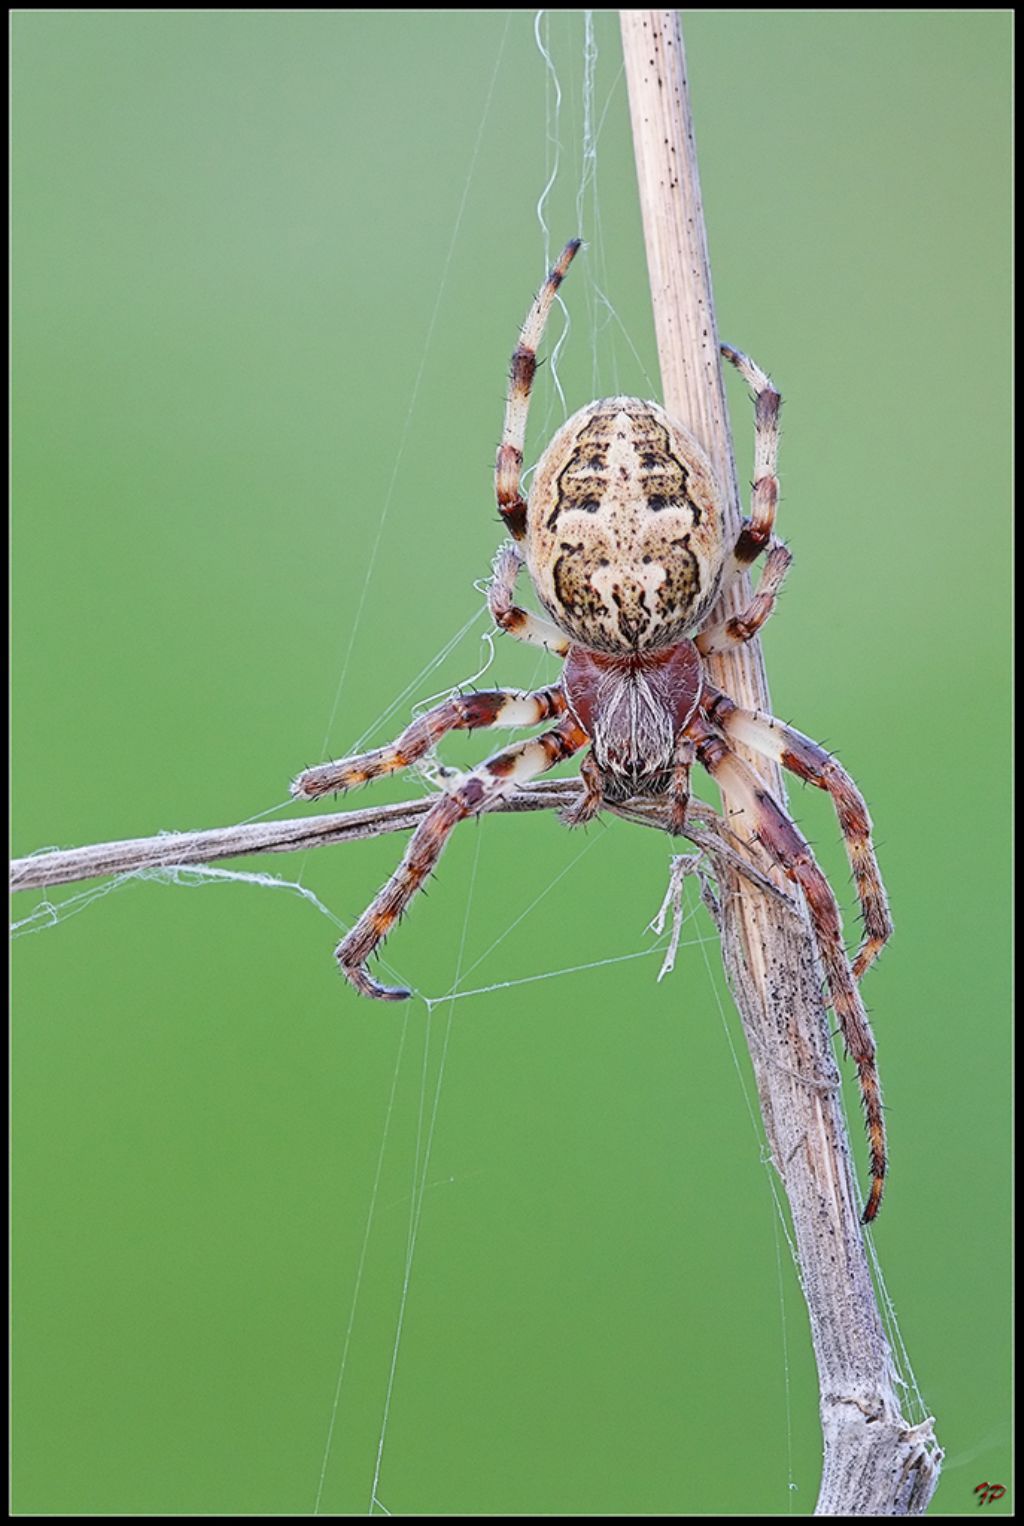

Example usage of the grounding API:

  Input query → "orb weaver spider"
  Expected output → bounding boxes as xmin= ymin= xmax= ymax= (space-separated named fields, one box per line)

xmin=293 ymin=240 xmax=892 ymax=1221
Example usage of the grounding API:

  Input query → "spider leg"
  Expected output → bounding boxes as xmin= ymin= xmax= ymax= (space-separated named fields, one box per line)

xmin=291 ymin=685 xmax=566 ymax=800
xmin=496 ymin=239 xmax=581 ymax=541
xmin=688 ymin=713 xmax=886 ymax=1222
xmin=336 ymin=715 xmax=589 ymax=999
xmin=667 ymin=736 xmax=696 ymax=836
xmin=695 ymin=542 xmax=792 ymax=656
xmin=489 ymin=542 xmax=571 ymax=656
xmin=703 ymin=687 xmax=892 ymax=978
xmin=718 ymin=343 xmax=781 ymax=594
xmin=560 ymin=748 xmax=603 ymax=826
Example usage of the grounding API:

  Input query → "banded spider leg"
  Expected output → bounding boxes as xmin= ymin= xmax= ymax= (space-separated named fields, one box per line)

xmin=291 ymin=688 xmax=584 ymax=999
xmin=687 ymin=709 xmax=888 ymax=1222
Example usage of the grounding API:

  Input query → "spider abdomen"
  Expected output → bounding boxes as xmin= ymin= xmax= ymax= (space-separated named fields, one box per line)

xmin=526 ymin=399 xmax=724 ymax=654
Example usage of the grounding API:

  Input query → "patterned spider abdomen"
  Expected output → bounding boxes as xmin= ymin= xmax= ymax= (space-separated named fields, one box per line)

xmin=525 ymin=398 xmax=724 ymax=654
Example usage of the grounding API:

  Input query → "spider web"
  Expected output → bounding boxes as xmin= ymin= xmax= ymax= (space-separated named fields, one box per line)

xmin=11 ymin=11 xmax=930 ymax=1516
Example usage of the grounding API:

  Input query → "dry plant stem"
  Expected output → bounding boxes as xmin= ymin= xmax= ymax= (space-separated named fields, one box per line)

xmin=9 ymin=789 xmax=575 ymax=892
xmin=9 ymin=782 xmax=770 ymax=899
xmin=620 ymin=11 xmax=939 ymax=1515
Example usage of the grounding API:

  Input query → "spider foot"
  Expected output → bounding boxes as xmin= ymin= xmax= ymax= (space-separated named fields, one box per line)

xmin=338 ymin=955 xmax=411 ymax=1001
xmin=666 ymin=798 xmax=689 ymax=837
xmin=561 ymin=753 xmax=603 ymax=828
xmin=560 ymin=794 xmax=602 ymax=829
xmin=335 ymin=926 xmax=411 ymax=1000
xmin=291 ymin=765 xmax=354 ymax=801
xmin=665 ymin=746 xmax=694 ymax=838
xmin=861 ymin=1175 xmax=884 ymax=1224
xmin=852 ymin=933 xmax=889 ymax=982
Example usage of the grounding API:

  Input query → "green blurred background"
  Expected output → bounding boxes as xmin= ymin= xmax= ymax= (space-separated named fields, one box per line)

xmin=11 ymin=10 xmax=1010 ymax=1516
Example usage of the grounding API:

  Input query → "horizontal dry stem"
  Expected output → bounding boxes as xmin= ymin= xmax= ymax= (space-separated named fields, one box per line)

xmin=10 ymin=778 xmax=792 ymax=909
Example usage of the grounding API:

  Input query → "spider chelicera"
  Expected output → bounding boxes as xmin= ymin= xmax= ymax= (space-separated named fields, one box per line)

xmin=293 ymin=239 xmax=893 ymax=1221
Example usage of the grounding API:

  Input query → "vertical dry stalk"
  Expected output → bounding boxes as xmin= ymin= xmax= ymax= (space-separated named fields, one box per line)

xmin=620 ymin=12 xmax=939 ymax=1514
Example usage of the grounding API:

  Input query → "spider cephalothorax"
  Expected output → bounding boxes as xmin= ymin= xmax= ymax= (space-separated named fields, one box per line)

xmin=293 ymin=240 xmax=893 ymax=1221
xmin=562 ymin=641 xmax=702 ymax=804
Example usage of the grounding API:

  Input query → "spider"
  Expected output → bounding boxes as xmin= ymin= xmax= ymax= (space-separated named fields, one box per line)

xmin=292 ymin=239 xmax=893 ymax=1221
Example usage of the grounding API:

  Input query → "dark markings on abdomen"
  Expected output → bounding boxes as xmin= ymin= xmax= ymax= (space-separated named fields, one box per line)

xmin=546 ymin=414 xmax=617 ymax=530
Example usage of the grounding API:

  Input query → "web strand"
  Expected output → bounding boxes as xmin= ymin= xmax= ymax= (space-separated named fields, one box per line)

xmin=315 ymin=14 xmax=514 ymax=766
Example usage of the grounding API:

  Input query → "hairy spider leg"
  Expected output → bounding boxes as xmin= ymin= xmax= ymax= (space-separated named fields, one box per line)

xmin=335 ymin=715 xmax=589 ymax=999
xmin=488 ymin=541 xmax=571 ymax=656
xmin=689 ymin=713 xmax=886 ymax=1223
xmin=560 ymin=749 xmax=603 ymax=827
xmin=291 ymin=686 xmax=567 ymax=801
xmin=703 ymin=689 xmax=893 ymax=980
xmin=667 ymin=735 xmax=697 ymax=836
xmin=495 ymin=238 xmax=582 ymax=542
xmin=718 ymin=343 xmax=781 ymax=592
xmin=695 ymin=542 xmax=793 ymax=656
